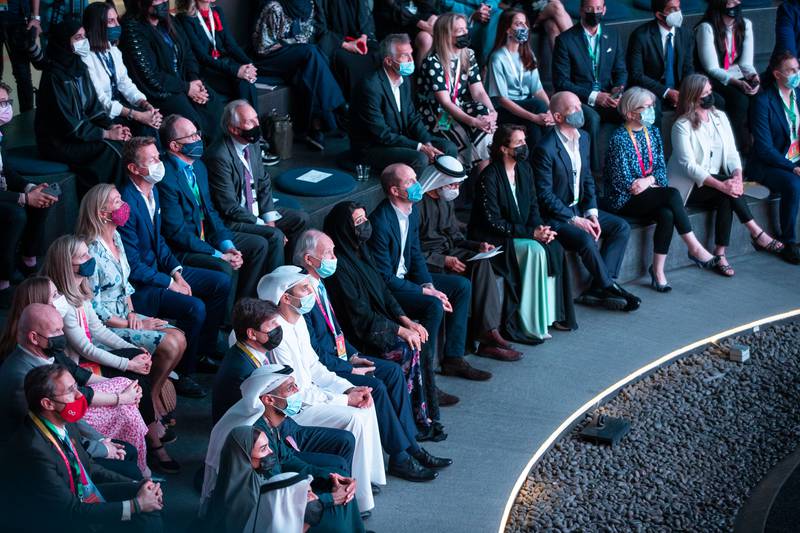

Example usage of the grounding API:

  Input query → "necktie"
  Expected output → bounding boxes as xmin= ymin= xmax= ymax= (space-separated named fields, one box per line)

xmin=664 ymin=32 xmax=675 ymax=90
xmin=242 ymin=148 xmax=255 ymax=213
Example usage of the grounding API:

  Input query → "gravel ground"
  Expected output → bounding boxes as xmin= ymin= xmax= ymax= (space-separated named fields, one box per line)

xmin=506 ymin=321 xmax=800 ymax=533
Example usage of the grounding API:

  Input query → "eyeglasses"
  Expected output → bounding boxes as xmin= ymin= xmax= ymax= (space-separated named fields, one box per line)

xmin=51 ymin=383 xmax=79 ymax=398
xmin=173 ymin=130 xmax=202 ymax=142
xmin=0 ymin=99 xmax=14 ymax=109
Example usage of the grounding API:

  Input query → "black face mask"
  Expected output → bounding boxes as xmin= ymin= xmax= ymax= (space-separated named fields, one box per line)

xmin=263 ymin=326 xmax=283 ymax=351
xmin=256 ymin=453 xmax=278 ymax=475
xmin=152 ymin=2 xmax=170 ymax=21
xmin=304 ymin=499 xmax=324 ymax=527
xmin=454 ymin=34 xmax=471 ymax=49
xmin=513 ymin=145 xmax=529 ymax=161
xmin=699 ymin=94 xmax=715 ymax=109
xmin=41 ymin=334 xmax=67 ymax=358
xmin=238 ymin=125 xmax=261 ymax=144
xmin=724 ymin=4 xmax=741 ymax=18
xmin=583 ymin=11 xmax=602 ymax=27
xmin=354 ymin=220 xmax=372 ymax=243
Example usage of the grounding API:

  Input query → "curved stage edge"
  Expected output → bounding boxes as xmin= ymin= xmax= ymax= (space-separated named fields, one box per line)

xmin=497 ymin=308 xmax=800 ymax=533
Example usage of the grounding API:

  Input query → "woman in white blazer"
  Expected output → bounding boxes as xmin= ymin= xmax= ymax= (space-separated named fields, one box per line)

xmin=81 ymin=2 xmax=162 ymax=137
xmin=667 ymin=73 xmax=783 ymax=276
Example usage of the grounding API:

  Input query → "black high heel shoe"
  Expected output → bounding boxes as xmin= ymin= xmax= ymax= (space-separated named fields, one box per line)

xmin=648 ymin=265 xmax=672 ymax=293
xmin=687 ymin=252 xmax=718 ymax=270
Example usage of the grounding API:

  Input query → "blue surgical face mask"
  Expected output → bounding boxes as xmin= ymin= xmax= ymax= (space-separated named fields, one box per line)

xmin=179 ymin=138 xmax=204 ymax=159
xmin=315 ymin=257 xmax=337 ymax=278
xmin=77 ymin=257 xmax=96 ymax=278
xmin=107 ymin=25 xmax=122 ymax=42
xmin=564 ymin=109 xmax=585 ymax=129
xmin=405 ymin=181 xmax=423 ymax=203
xmin=398 ymin=60 xmax=415 ymax=77
xmin=274 ymin=392 xmax=303 ymax=416
xmin=639 ymin=106 xmax=656 ymax=127
xmin=785 ymin=71 xmax=800 ymax=90
xmin=291 ymin=292 xmax=316 ymax=315
xmin=514 ymin=27 xmax=529 ymax=43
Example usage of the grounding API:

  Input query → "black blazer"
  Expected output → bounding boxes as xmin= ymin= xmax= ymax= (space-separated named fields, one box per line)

xmin=747 ymin=84 xmax=800 ymax=177
xmin=626 ymin=20 xmax=694 ymax=99
xmin=211 ymin=343 xmax=265 ymax=424
xmin=350 ymin=69 xmax=432 ymax=155
xmin=2 ymin=417 xmax=133 ymax=532
xmin=175 ymin=8 xmax=252 ymax=79
xmin=533 ymin=128 xmax=597 ymax=224
xmin=552 ymin=23 xmax=627 ymax=103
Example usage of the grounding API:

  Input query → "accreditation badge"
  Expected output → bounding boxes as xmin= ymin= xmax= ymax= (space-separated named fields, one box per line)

xmin=335 ymin=334 xmax=347 ymax=359
xmin=787 ymin=139 xmax=800 ymax=163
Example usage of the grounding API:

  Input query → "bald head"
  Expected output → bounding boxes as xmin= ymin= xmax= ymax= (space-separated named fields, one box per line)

xmin=549 ymin=91 xmax=584 ymax=130
xmin=381 ymin=163 xmax=419 ymax=208
xmin=18 ymin=304 xmax=64 ymax=352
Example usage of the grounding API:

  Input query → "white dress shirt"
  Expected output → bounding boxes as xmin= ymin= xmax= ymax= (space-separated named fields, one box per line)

xmin=131 ymin=180 xmax=156 ymax=222
xmin=555 ymin=128 xmax=598 ymax=218
xmin=383 ymin=68 xmax=424 ymax=151
xmin=390 ymin=202 xmax=411 ymax=279
xmin=82 ymin=46 xmax=147 ymax=119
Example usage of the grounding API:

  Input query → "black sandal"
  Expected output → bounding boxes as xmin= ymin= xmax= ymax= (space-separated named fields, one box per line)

xmin=714 ymin=255 xmax=735 ymax=277
xmin=147 ymin=445 xmax=181 ymax=474
xmin=751 ymin=230 xmax=783 ymax=254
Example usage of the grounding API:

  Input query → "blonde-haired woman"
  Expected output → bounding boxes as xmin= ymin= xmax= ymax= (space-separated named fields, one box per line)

xmin=76 ymin=184 xmax=185 ymax=427
xmin=416 ymin=12 xmax=497 ymax=170
xmin=42 ymin=235 xmax=181 ymax=474
xmin=667 ymin=73 xmax=783 ymax=276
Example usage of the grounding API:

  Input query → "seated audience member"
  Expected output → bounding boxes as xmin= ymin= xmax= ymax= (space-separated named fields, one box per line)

xmin=603 ymin=87 xmax=718 ymax=291
xmin=534 ymin=92 xmax=641 ymax=311
xmin=158 ymin=114 xmax=270 ymax=299
xmin=370 ymin=163 xmax=492 ymax=382
xmin=416 ymin=13 xmax=496 ymax=171
xmin=323 ymin=201 xmax=445 ymax=441
xmin=0 ymin=82 xmax=57 ymax=306
xmin=35 ymin=18 xmax=128 ymax=196
xmin=251 ymin=0 xmax=346 ymax=150
xmin=626 ymin=0 xmax=694 ymax=126
xmin=206 ymin=100 xmax=309 ymax=263
xmin=694 ymin=0 xmax=758 ymax=152
xmin=486 ymin=9 xmax=553 ymax=152
xmin=0 ymin=297 xmax=144 ymax=481
xmin=775 ymin=0 xmax=800 ymax=57
xmin=668 ymin=74 xmax=784 ymax=276
xmin=42 ymin=234 xmax=175 ymax=475
xmin=418 ymin=156 xmax=524 ymax=357
xmin=202 ymin=366 xmax=363 ymax=530
xmin=295 ymin=230 xmax=452 ymax=480
xmin=349 ymin=33 xmax=458 ymax=175
xmin=552 ymin=0 xmax=627 ymax=172
xmin=525 ymin=0 xmax=573 ymax=50
xmin=214 ymin=298 xmax=357 ymax=473
xmin=257 ymin=266 xmax=386 ymax=512
xmin=372 ymin=0 xmax=437 ymax=64
xmin=440 ymin=0 xmax=498 ymax=65
xmin=2 ymin=365 xmax=164 ymax=532
xmin=119 ymin=0 xmax=224 ymax=145
xmin=312 ymin=0 xmax=382 ymax=100
xmin=117 ymin=136 xmax=230 ymax=398
xmin=747 ymin=50 xmax=800 ymax=264
xmin=82 ymin=2 xmax=163 ymax=140
xmin=174 ymin=0 xmax=258 ymax=107
xmin=0 ymin=0 xmax=35 ymax=113
xmin=470 ymin=125 xmax=577 ymax=339
xmin=76 ymin=184 xmax=186 ymax=420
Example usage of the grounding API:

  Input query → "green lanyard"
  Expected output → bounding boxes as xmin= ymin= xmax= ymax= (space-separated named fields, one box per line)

xmin=184 ymin=166 xmax=205 ymax=220
xmin=586 ymin=27 xmax=601 ymax=83
xmin=782 ymin=90 xmax=798 ymax=142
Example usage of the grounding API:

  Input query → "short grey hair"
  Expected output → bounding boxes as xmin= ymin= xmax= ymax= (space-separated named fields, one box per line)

xmin=292 ymin=229 xmax=324 ymax=268
xmin=617 ymin=87 xmax=656 ymax=118
xmin=380 ymin=33 xmax=411 ymax=59
xmin=221 ymin=99 xmax=252 ymax=131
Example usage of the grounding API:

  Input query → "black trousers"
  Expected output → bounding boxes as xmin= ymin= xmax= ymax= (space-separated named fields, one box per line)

xmin=581 ymin=103 xmax=623 ymax=172
xmin=94 ymin=439 xmax=142 ymax=481
xmin=0 ymin=14 xmax=34 ymax=112
xmin=494 ymin=96 xmax=549 ymax=152
xmin=96 ymin=481 xmax=163 ymax=532
xmin=279 ymin=416 xmax=355 ymax=476
xmin=0 ymin=199 xmax=50 ymax=279
xmin=148 ymin=89 xmax=226 ymax=146
xmin=687 ymin=175 xmax=754 ymax=247
xmin=44 ymin=140 xmax=122 ymax=198
xmin=202 ymin=69 xmax=258 ymax=110
xmin=106 ymin=348 xmax=156 ymax=427
xmin=615 ymin=186 xmax=693 ymax=255
xmin=361 ymin=137 xmax=458 ymax=176
xmin=330 ymin=46 xmax=381 ymax=101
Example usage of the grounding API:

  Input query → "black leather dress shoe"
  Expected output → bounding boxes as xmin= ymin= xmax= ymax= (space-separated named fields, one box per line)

xmin=173 ymin=376 xmax=207 ymax=399
xmin=413 ymin=447 xmax=453 ymax=468
xmin=388 ymin=456 xmax=437 ymax=482
xmin=609 ymin=283 xmax=641 ymax=311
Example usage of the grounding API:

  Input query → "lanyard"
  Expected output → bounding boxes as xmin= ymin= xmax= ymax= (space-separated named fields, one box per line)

xmin=781 ymin=90 xmax=799 ymax=141
xmin=313 ymin=288 xmax=339 ymax=337
xmin=99 ymin=51 xmax=119 ymax=97
xmin=78 ymin=306 xmax=92 ymax=342
xmin=237 ymin=341 xmax=266 ymax=368
xmin=30 ymin=413 xmax=90 ymax=499
xmin=502 ymin=48 xmax=525 ymax=92
xmin=626 ymin=126 xmax=653 ymax=177
xmin=444 ymin=55 xmax=462 ymax=105
xmin=196 ymin=9 xmax=219 ymax=58
xmin=586 ymin=27 xmax=601 ymax=80
xmin=723 ymin=30 xmax=736 ymax=70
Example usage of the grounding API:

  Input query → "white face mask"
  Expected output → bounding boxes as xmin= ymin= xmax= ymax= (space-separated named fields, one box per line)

xmin=664 ymin=10 xmax=683 ymax=28
xmin=143 ymin=161 xmax=165 ymax=184
xmin=439 ymin=187 xmax=460 ymax=202
xmin=72 ymin=38 xmax=90 ymax=57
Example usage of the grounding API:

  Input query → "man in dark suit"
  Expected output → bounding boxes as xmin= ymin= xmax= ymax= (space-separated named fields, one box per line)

xmin=117 ymin=136 xmax=230 ymax=398
xmin=775 ymin=0 xmax=800 ymax=58
xmin=350 ymin=33 xmax=457 ymax=174
xmin=213 ymin=298 xmax=357 ymax=476
xmin=294 ymin=229 xmax=452 ymax=480
xmin=626 ymin=0 xmax=694 ymax=126
xmin=368 ymin=163 xmax=490 ymax=392
xmin=1 ymin=365 xmax=163 ymax=532
xmin=533 ymin=91 xmax=640 ymax=312
xmin=158 ymin=114 xmax=270 ymax=299
xmin=205 ymin=99 xmax=308 ymax=264
xmin=552 ymin=0 xmax=627 ymax=171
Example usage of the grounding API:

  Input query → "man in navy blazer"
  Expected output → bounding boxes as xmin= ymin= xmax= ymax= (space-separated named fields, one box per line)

xmin=775 ymin=0 xmax=800 ymax=58
xmin=552 ymin=0 xmax=627 ymax=171
xmin=368 ymin=163 xmax=491 ymax=389
xmin=158 ymin=115 xmax=270 ymax=299
xmin=117 ymin=136 xmax=230 ymax=398
xmin=747 ymin=53 xmax=800 ymax=264
xmin=533 ymin=92 xmax=640 ymax=312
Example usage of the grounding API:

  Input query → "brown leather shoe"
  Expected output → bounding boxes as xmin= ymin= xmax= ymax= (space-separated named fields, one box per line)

xmin=437 ymin=389 xmax=460 ymax=406
xmin=440 ymin=358 xmax=493 ymax=381
xmin=486 ymin=328 xmax=513 ymax=349
xmin=476 ymin=343 xmax=523 ymax=361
